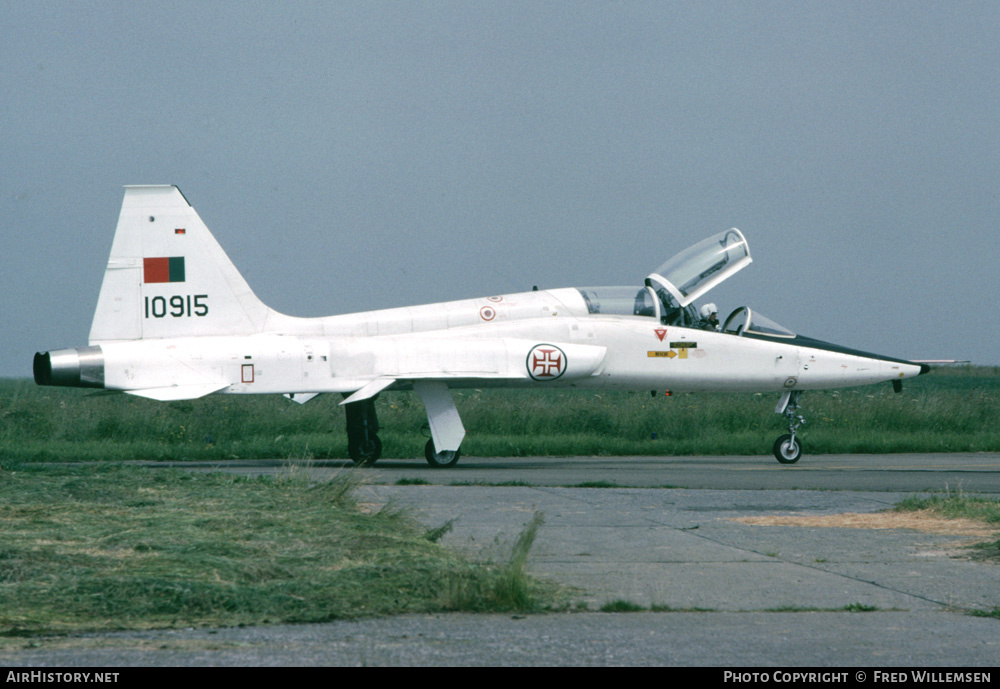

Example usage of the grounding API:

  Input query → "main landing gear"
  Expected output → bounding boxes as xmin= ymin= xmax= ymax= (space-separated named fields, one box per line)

xmin=773 ymin=390 xmax=805 ymax=464
xmin=344 ymin=397 xmax=382 ymax=467
xmin=342 ymin=383 xmax=466 ymax=468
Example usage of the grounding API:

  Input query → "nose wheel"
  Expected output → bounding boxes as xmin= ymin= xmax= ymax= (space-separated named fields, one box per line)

xmin=773 ymin=390 xmax=805 ymax=464
xmin=773 ymin=434 xmax=802 ymax=463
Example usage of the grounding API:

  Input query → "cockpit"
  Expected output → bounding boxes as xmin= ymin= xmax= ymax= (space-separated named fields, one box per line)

xmin=576 ymin=285 xmax=703 ymax=327
xmin=575 ymin=228 xmax=795 ymax=336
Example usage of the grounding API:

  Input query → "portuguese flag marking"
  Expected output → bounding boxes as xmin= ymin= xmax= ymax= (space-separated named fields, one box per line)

xmin=144 ymin=257 xmax=185 ymax=283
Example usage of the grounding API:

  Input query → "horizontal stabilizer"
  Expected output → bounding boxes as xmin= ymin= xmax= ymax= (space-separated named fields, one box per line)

xmin=125 ymin=383 xmax=228 ymax=401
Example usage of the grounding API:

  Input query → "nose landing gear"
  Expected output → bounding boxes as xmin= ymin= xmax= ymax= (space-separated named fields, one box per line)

xmin=773 ymin=390 xmax=804 ymax=464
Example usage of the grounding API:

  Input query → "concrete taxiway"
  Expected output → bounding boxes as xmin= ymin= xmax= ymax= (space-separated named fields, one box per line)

xmin=3 ymin=453 xmax=998 ymax=666
xmin=366 ymin=484 xmax=999 ymax=613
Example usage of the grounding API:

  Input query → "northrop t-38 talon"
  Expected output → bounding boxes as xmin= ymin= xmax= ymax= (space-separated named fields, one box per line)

xmin=34 ymin=185 xmax=928 ymax=466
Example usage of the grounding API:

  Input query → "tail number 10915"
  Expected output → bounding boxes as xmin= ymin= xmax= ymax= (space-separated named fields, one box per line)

xmin=144 ymin=295 xmax=209 ymax=319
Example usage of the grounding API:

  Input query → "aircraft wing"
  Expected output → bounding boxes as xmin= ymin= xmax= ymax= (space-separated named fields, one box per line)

xmin=340 ymin=377 xmax=397 ymax=405
xmin=333 ymin=337 xmax=607 ymax=455
xmin=334 ymin=337 xmax=608 ymax=402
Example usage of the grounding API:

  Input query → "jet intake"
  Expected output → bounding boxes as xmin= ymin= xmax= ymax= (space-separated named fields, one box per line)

xmin=33 ymin=346 xmax=105 ymax=389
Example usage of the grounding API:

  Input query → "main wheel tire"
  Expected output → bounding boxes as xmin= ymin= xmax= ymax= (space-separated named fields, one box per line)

xmin=424 ymin=439 xmax=461 ymax=468
xmin=773 ymin=434 xmax=802 ymax=464
xmin=349 ymin=435 xmax=382 ymax=467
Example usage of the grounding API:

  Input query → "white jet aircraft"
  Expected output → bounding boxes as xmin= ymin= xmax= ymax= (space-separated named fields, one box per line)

xmin=35 ymin=186 xmax=928 ymax=466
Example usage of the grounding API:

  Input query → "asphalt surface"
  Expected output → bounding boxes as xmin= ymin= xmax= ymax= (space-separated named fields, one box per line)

xmin=3 ymin=453 xmax=998 ymax=667
xmin=174 ymin=452 xmax=1000 ymax=493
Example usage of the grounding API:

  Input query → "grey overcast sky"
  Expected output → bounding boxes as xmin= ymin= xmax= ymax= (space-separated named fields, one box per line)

xmin=3 ymin=1 xmax=999 ymax=377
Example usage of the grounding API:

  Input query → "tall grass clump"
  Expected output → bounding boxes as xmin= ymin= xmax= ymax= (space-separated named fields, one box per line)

xmin=441 ymin=511 xmax=551 ymax=612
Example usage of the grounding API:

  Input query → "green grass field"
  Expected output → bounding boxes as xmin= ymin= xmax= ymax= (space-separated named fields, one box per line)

xmin=0 ymin=463 xmax=561 ymax=636
xmin=2 ymin=366 xmax=998 ymax=464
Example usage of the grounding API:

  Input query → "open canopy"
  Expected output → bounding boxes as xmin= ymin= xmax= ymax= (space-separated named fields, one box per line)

xmin=576 ymin=228 xmax=761 ymax=328
xmin=645 ymin=228 xmax=751 ymax=308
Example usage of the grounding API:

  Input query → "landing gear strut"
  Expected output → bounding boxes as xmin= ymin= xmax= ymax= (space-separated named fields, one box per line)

xmin=413 ymin=381 xmax=466 ymax=468
xmin=344 ymin=396 xmax=381 ymax=466
xmin=773 ymin=390 xmax=804 ymax=464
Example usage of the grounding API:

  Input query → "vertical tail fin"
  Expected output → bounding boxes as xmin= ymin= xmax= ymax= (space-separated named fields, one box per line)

xmin=89 ymin=185 xmax=271 ymax=343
